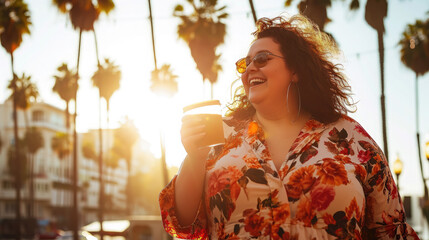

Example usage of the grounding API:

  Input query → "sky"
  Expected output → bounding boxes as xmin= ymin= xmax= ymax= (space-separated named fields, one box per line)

xmin=1 ymin=0 xmax=429 ymax=196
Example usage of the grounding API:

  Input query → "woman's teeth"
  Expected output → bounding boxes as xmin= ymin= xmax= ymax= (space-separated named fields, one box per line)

xmin=249 ymin=78 xmax=266 ymax=86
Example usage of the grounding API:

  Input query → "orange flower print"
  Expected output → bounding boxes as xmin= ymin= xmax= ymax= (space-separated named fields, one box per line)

xmin=354 ymin=164 xmax=366 ymax=183
xmin=208 ymin=166 xmax=243 ymax=197
xmin=243 ymin=155 xmax=261 ymax=168
xmin=303 ymin=119 xmax=324 ymax=132
xmin=318 ymin=158 xmax=349 ymax=186
xmin=310 ymin=185 xmax=335 ymax=211
xmin=230 ymin=181 xmax=241 ymax=202
xmin=322 ymin=213 xmax=335 ymax=226
xmin=286 ymin=166 xmax=316 ymax=201
xmin=334 ymin=154 xmax=352 ymax=164
xmin=272 ymin=203 xmax=290 ymax=223
xmin=244 ymin=210 xmax=265 ymax=237
xmin=159 ymin=182 xmax=175 ymax=210
xmin=296 ymin=197 xmax=316 ymax=226
xmin=345 ymin=197 xmax=361 ymax=221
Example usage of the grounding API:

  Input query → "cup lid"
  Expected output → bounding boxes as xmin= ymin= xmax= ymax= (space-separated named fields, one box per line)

xmin=183 ymin=100 xmax=221 ymax=113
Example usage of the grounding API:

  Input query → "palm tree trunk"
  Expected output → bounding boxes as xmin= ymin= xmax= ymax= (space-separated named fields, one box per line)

xmin=415 ymin=74 xmax=428 ymax=201
xmin=72 ymin=29 xmax=83 ymax=240
xmin=377 ymin=30 xmax=389 ymax=162
xmin=106 ymin=101 xmax=111 ymax=195
xmin=93 ymin=29 xmax=100 ymax=66
xmin=126 ymin=162 xmax=131 ymax=215
xmin=29 ymin=154 xmax=34 ymax=218
xmin=98 ymin=94 xmax=105 ymax=240
xmin=11 ymin=52 xmax=22 ymax=240
xmin=248 ymin=0 xmax=258 ymax=24
xmin=148 ymin=0 xmax=158 ymax=69
xmin=160 ymin=132 xmax=169 ymax=186
xmin=65 ymin=101 xmax=70 ymax=130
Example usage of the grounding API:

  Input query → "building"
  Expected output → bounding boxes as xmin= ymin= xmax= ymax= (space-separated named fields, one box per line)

xmin=0 ymin=100 xmax=129 ymax=230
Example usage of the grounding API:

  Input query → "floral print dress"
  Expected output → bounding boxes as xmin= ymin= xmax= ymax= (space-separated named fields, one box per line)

xmin=159 ymin=115 xmax=419 ymax=239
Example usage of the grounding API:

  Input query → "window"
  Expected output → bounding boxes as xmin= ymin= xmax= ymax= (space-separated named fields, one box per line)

xmin=5 ymin=202 xmax=15 ymax=214
xmin=32 ymin=110 xmax=44 ymax=122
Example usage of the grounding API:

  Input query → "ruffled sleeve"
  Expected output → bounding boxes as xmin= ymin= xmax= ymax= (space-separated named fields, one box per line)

xmin=360 ymin=142 xmax=419 ymax=239
xmin=159 ymin=175 xmax=208 ymax=240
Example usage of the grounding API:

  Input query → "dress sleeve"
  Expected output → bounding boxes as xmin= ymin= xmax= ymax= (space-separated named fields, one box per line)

xmin=159 ymin=175 xmax=208 ymax=240
xmin=361 ymin=143 xmax=419 ymax=239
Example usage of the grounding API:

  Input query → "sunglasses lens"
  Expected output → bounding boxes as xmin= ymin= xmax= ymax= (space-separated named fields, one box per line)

xmin=236 ymin=58 xmax=246 ymax=73
xmin=253 ymin=53 xmax=268 ymax=68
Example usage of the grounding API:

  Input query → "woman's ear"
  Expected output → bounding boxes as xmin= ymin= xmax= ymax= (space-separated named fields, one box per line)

xmin=292 ymin=72 xmax=298 ymax=83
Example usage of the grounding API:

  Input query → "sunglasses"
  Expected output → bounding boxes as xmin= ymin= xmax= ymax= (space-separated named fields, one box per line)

xmin=235 ymin=51 xmax=285 ymax=74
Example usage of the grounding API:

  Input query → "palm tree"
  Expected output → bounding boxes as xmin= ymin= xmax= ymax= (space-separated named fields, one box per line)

xmin=52 ymin=1 xmax=114 ymax=238
xmin=7 ymin=137 xmax=28 ymax=187
xmin=399 ymin=17 xmax=429 ymax=224
xmin=51 ymin=132 xmax=72 ymax=225
xmin=52 ymin=132 xmax=72 ymax=161
xmin=7 ymin=73 xmax=39 ymax=128
xmin=150 ymin=64 xmax=178 ymax=98
xmin=0 ymin=131 xmax=3 ymax=153
xmin=248 ymin=0 xmax=257 ymax=24
xmin=23 ymin=127 xmax=44 ymax=218
xmin=91 ymin=58 xmax=121 ymax=236
xmin=111 ymin=119 xmax=139 ymax=214
xmin=348 ymin=0 xmax=389 ymax=161
xmin=150 ymin=64 xmax=178 ymax=186
xmin=173 ymin=0 xmax=228 ymax=99
xmin=285 ymin=0 xmax=332 ymax=32
xmin=0 ymin=1 xmax=31 ymax=238
xmin=53 ymin=63 xmax=78 ymax=130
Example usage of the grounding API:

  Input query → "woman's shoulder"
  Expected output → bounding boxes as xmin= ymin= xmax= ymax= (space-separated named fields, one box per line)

xmin=329 ymin=115 xmax=382 ymax=150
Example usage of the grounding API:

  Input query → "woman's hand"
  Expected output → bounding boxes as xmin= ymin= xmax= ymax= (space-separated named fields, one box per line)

xmin=180 ymin=115 xmax=210 ymax=161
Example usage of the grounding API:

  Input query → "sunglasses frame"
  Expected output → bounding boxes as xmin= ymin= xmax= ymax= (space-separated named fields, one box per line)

xmin=236 ymin=51 xmax=285 ymax=74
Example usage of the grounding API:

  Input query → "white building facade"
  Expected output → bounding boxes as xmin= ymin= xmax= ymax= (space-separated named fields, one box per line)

xmin=0 ymin=100 xmax=128 ymax=229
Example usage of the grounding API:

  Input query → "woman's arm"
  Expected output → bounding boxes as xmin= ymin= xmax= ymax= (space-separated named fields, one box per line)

xmin=175 ymin=116 xmax=211 ymax=226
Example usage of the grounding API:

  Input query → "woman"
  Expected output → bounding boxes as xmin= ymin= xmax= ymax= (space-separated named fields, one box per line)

xmin=159 ymin=14 xmax=418 ymax=239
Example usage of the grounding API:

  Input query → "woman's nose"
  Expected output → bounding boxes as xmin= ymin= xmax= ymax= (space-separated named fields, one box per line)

xmin=246 ymin=60 xmax=258 ymax=72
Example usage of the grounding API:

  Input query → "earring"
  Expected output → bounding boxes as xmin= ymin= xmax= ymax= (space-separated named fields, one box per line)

xmin=286 ymin=81 xmax=301 ymax=122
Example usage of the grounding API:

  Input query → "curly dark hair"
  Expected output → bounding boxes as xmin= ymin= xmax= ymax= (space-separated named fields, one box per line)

xmin=226 ymin=14 xmax=355 ymax=124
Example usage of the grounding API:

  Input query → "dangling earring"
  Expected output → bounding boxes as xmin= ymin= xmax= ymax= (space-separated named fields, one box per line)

xmin=286 ymin=81 xmax=301 ymax=122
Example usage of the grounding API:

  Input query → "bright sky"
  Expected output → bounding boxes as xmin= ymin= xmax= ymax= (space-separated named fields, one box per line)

xmin=1 ymin=0 xmax=428 ymax=196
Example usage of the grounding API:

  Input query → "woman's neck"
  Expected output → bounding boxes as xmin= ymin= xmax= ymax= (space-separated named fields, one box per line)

xmin=254 ymin=110 xmax=311 ymax=136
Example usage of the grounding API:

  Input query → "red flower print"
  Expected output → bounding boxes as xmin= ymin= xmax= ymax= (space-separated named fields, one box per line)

xmin=272 ymin=203 xmax=290 ymax=223
xmin=354 ymin=124 xmax=370 ymax=138
xmin=208 ymin=166 xmax=243 ymax=197
xmin=358 ymin=150 xmax=372 ymax=163
xmin=318 ymin=158 xmax=349 ymax=186
xmin=310 ymin=185 xmax=335 ymax=211
xmin=244 ymin=210 xmax=265 ymax=237
xmin=296 ymin=197 xmax=316 ymax=226
xmin=381 ymin=210 xmax=404 ymax=238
